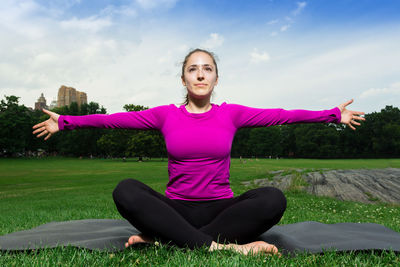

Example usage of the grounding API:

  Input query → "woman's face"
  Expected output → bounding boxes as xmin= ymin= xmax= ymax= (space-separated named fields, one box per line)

xmin=181 ymin=52 xmax=218 ymax=101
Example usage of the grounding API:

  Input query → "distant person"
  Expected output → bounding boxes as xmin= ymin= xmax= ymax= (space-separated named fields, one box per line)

xmin=33 ymin=48 xmax=365 ymax=255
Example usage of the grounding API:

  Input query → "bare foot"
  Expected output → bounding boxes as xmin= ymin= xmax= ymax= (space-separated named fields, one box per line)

xmin=237 ymin=241 xmax=279 ymax=256
xmin=209 ymin=241 xmax=280 ymax=256
xmin=125 ymin=234 xmax=154 ymax=248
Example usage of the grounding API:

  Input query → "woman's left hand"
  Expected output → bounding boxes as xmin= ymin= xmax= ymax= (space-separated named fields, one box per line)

xmin=337 ymin=99 xmax=365 ymax=130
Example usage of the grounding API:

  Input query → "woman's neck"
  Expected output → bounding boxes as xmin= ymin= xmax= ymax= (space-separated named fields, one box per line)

xmin=186 ymin=98 xmax=212 ymax=114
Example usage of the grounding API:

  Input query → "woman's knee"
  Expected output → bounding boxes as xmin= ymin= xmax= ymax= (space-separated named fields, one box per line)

xmin=253 ymin=187 xmax=287 ymax=213
xmin=112 ymin=178 xmax=146 ymax=204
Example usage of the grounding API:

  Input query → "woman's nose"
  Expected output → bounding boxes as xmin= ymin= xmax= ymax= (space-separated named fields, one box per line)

xmin=197 ymin=69 xmax=204 ymax=80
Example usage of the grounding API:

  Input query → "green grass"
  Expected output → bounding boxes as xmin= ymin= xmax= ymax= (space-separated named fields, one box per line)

xmin=1 ymin=157 xmax=400 ymax=266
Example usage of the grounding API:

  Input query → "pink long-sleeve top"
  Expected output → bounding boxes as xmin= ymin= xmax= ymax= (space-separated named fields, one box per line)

xmin=58 ymin=102 xmax=341 ymax=201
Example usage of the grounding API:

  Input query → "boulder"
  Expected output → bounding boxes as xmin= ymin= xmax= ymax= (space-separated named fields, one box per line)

xmin=242 ymin=168 xmax=400 ymax=204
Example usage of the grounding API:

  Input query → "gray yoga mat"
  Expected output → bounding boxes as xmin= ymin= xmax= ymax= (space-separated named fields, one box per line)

xmin=1 ymin=219 xmax=400 ymax=255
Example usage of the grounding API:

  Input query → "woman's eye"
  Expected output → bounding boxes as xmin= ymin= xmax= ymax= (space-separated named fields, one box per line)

xmin=188 ymin=68 xmax=196 ymax=72
xmin=205 ymin=67 xmax=212 ymax=72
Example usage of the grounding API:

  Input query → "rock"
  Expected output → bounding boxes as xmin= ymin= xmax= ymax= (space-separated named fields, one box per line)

xmin=269 ymin=170 xmax=285 ymax=174
xmin=243 ymin=174 xmax=295 ymax=192
xmin=241 ymin=168 xmax=400 ymax=204
xmin=304 ymin=168 xmax=400 ymax=204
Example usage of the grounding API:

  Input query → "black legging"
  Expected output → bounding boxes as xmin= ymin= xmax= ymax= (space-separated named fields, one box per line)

xmin=113 ymin=179 xmax=286 ymax=249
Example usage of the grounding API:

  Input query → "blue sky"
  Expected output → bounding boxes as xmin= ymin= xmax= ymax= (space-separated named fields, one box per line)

xmin=1 ymin=0 xmax=399 ymax=113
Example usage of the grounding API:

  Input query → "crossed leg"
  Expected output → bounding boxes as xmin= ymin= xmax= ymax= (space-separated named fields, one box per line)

xmin=113 ymin=179 xmax=213 ymax=249
xmin=200 ymin=186 xmax=287 ymax=244
xmin=112 ymin=179 xmax=286 ymax=255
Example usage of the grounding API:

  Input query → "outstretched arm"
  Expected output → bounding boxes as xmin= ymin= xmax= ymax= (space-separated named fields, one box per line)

xmin=337 ymin=99 xmax=365 ymax=130
xmin=32 ymin=105 xmax=170 ymax=140
xmin=32 ymin=109 xmax=60 ymax=140
xmin=226 ymin=99 xmax=365 ymax=129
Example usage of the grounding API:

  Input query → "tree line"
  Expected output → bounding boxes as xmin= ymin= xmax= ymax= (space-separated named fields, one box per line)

xmin=1 ymin=95 xmax=399 ymax=158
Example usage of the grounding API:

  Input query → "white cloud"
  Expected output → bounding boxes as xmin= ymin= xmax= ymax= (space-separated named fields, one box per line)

xmin=268 ymin=2 xmax=305 ymax=37
xmin=127 ymin=90 xmax=159 ymax=104
xmin=0 ymin=0 xmax=186 ymax=113
xmin=215 ymin=29 xmax=400 ymax=114
xmin=293 ymin=2 xmax=307 ymax=16
xmin=101 ymin=5 xmax=137 ymax=17
xmin=270 ymin=31 xmax=278 ymax=37
xmin=67 ymin=0 xmax=82 ymax=5
xmin=250 ymin=49 xmax=270 ymax=63
xmin=267 ymin=19 xmax=279 ymax=25
xmin=0 ymin=0 xmax=52 ymax=39
xmin=135 ymin=0 xmax=179 ymax=9
xmin=0 ymin=0 xmax=399 ymax=116
xmin=201 ymin=33 xmax=224 ymax=49
xmin=280 ymin=25 xmax=290 ymax=32
xmin=48 ymin=0 xmax=82 ymax=9
xmin=285 ymin=16 xmax=294 ymax=22
xmin=0 ymin=0 xmax=41 ymax=18
xmin=158 ymin=50 xmax=172 ymax=63
xmin=360 ymin=82 xmax=400 ymax=98
xmin=60 ymin=16 xmax=112 ymax=32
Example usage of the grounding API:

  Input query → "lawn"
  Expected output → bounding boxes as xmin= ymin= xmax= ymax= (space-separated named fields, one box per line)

xmin=1 ymin=157 xmax=399 ymax=266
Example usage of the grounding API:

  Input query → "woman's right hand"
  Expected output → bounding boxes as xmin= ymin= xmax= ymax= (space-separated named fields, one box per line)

xmin=32 ymin=109 xmax=60 ymax=140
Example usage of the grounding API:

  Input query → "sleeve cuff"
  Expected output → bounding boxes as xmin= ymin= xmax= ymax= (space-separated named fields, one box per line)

xmin=332 ymin=107 xmax=341 ymax=124
xmin=58 ymin=115 xmax=66 ymax=131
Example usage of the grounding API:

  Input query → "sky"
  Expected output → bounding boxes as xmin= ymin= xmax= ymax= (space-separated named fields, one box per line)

xmin=1 ymin=0 xmax=399 ymax=114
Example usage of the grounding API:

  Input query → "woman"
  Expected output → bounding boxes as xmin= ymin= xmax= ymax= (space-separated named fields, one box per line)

xmin=33 ymin=48 xmax=365 ymax=255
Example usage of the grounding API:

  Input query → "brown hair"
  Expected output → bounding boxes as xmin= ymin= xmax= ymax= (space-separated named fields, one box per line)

xmin=181 ymin=48 xmax=219 ymax=105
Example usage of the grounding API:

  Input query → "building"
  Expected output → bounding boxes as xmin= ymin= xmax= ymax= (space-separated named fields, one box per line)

xmin=34 ymin=93 xmax=48 ymax=110
xmin=49 ymin=99 xmax=57 ymax=110
xmin=57 ymin=85 xmax=87 ymax=107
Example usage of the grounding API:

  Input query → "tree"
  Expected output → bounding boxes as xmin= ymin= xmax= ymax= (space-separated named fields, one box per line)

xmin=368 ymin=106 xmax=400 ymax=157
xmin=293 ymin=124 xmax=340 ymax=158
xmin=0 ymin=95 xmax=33 ymax=155
xmin=122 ymin=104 xmax=166 ymax=159
xmin=247 ymin=126 xmax=282 ymax=157
xmin=81 ymin=102 xmax=107 ymax=115
xmin=231 ymin=128 xmax=252 ymax=157
xmin=5 ymin=93 xmax=399 ymax=159
xmin=96 ymin=104 xmax=168 ymax=159
xmin=127 ymin=131 xmax=165 ymax=159
xmin=97 ymin=130 xmax=133 ymax=157
xmin=45 ymin=101 xmax=107 ymax=156
xmin=123 ymin=104 xmax=148 ymax=112
xmin=280 ymin=125 xmax=296 ymax=157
